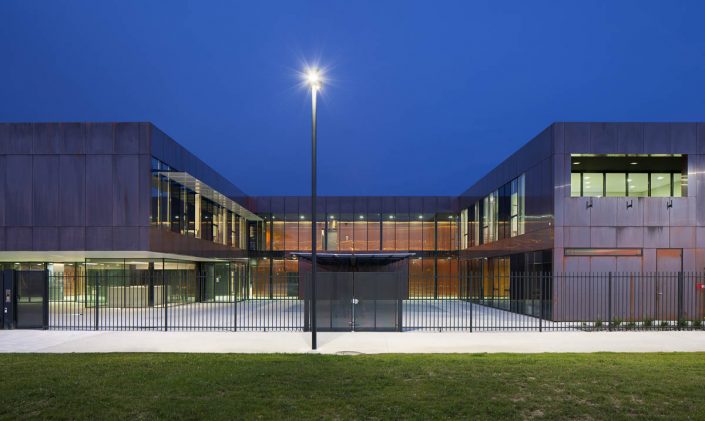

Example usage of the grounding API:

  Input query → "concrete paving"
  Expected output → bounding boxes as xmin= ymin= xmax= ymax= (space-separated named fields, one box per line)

xmin=1 ymin=330 xmax=704 ymax=354
xmin=48 ymin=300 xmax=562 ymax=331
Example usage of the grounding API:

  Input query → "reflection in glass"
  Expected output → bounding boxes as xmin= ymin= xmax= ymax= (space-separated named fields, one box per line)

xmin=437 ymin=221 xmax=452 ymax=250
xmin=395 ymin=216 xmax=409 ymax=251
xmin=298 ymin=220 xmax=311 ymax=251
xmin=409 ymin=220 xmax=423 ymax=250
xmin=650 ymin=173 xmax=670 ymax=197
xmin=367 ymin=217 xmax=381 ymax=250
xmin=673 ymin=172 xmax=683 ymax=197
xmin=353 ymin=220 xmax=367 ymax=251
xmin=326 ymin=219 xmax=338 ymax=251
xmin=570 ymin=173 xmax=581 ymax=197
xmin=582 ymin=173 xmax=604 ymax=197
xmin=339 ymin=220 xmax=354 ymax=251
xmin=628 ymin=173 xmax=648 ymax=197
xmin=382 ymin=216 xmax=395 ymax=251
xmin=605 ymin=173 xmax=626 ymax=197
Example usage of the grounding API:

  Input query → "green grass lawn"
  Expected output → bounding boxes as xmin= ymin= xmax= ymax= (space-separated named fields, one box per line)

xmin=1 ymin=353 xmax=704 ymax=420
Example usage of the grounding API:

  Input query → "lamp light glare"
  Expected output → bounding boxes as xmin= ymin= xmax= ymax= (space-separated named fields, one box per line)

xmin=306 ymin=69 xmax=322 ymax=90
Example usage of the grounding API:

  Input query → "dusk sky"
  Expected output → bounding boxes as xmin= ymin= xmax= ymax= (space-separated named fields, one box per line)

xmin=2 ymin=1 xmax=705 ymax=196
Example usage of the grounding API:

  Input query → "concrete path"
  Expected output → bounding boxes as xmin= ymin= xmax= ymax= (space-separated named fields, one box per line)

xmin=1 ymin=330 xmax=705 ymax=354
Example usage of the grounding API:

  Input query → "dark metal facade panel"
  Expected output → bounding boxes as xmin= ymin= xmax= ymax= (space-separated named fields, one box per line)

xmin=697 ymin=154 xmax=705 ymax=226
xmin=33 ymin=123 xmax=61 ymax=154
xmin=61 ymin=123 xmax=86 ymax=154
xmin=324 ymin=197 xmax=339 ymax=216
xmin=552 ymin=123 xmax=565 ymax=155
xmin=395 ymin=197 xmax=409 ymax=215
xmin=590 ymin=123 xmax=618 ymax=155
xmin=408 ymin=196 xmax=422 ymax=214
xmin=382 ymin=196 xmax=395 ymax=214
xmin=86 ymin=123 xmax=114 ymax=154
xmin=6 ymin=227 xmax=32 ymax=250
xmin=421 ymin=196 xmax=436 ymax=214
xmin=643 ymin=122 xmax=670 ymax=152
xmin=85 ymin=154 xmax=114 ymax=226
xmin=33 ymin=227 xmax=59 ymax=250
xmin=59 ymin=227 xmax=85 ymax=251
xmin=298 ymin=195 xmax=311 ymax=214
xmin=32 ymin=155 xmax=60 ymax=226
xmin=617 ymin=122 xmax=644 ymax=154
xmin=698 ymin=123 xmax=705 ymax=155
xmin=85 ymin=226 xmax=112 ymax=251
xmin=0 ymin=155 xmax=4 ymax=226
xmin=367 ymin=197 xmax=381 ymax=215
xmin=138 ymin=122 xmax=151 ymax=155
xmin=112 ymin=154 xmax=141 ymax=226
xmin=58 ymin=155 xmax=86 ymax=226
xmin=114 ymin=123 xmax=141 ymax=154
xmin=354 ymin=196 xmax=367 ymax=216
xmin=5 ymin=155 xmax=33 ymax=226
xmin=112 ymin=227 xmax=141 ymax=250
xmin=0 ymin=124 xmax=8 ymax=154
xmin=284 ymin=196 xmax=299 ymax=216
xmin=250 ymin=196 xmax=459 ymax=216
xmin=563 ymin=123 xmax=589 ymax=154
xmin=340 ymin=196 xmax=354 ymax=215
xmin=137 ymin=154 xmax=152 ymax=228
xmin=6 ymin=124 xmax=33 ymax=154
xmin=670 ymin=123 xmax=697 ymax=154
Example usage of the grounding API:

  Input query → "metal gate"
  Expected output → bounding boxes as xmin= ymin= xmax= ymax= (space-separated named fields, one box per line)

xmin=313 ymin=272 xmax=403 ymax=332
xmin=15 ymin=270 xmax=49 ymax=329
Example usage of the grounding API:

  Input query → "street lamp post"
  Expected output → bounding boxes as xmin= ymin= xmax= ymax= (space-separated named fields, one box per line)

xmin=307 ymin=69 xmax=321 ymax=350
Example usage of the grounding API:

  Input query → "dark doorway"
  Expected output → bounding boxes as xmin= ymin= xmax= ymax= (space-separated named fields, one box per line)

xmin=15 ymin=270 xmax=49 ymax=329
xmin=314 ymin=271 xmax=402 ymax=331
xmin=298 ymin=253 xmax=411 ymax=332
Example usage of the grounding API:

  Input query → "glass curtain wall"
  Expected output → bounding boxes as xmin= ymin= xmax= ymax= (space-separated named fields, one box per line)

xmin=91 ymin=260 xmax=202 ymax=308
xmin=461 ymin=173 xmax=525 ymax=249
xmin=151 ymin=158 xmax=248 ymax=249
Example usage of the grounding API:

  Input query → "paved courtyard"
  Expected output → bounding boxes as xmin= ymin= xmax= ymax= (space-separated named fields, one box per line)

xmin=48 ymin=299 xmax=564 ymax=331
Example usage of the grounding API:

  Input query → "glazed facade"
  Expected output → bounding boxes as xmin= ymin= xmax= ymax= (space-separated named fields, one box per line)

xmin=1 ymin=122 xmax=704 ymax=303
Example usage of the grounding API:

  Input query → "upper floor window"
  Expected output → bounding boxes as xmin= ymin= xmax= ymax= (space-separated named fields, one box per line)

xmin=570 ymin=155 xmax=686 ymax=197
xmin=461 ymin=173 xmax=525 ymax=249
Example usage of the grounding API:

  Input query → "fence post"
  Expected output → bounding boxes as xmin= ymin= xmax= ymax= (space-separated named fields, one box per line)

xmin=163 ymin=260 xmax=168 ymax=332
xmin=608 ymin=272 xmax=613 ymax=332
xmin=94 ymin=274 xmax=99 ymax=331
xmin=677 ymin=271 xmax=684 ymax=331
xmin=233 ymin=265 xmax=238 ymax=332
xmin=469 ymin=272 xmax=473 ymax=333
xmin=539 ymin=272 xmax=544 ymax=332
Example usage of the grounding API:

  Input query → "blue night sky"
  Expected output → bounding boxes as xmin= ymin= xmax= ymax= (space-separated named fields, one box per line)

xmin=1 ymin=1 xmax=705 ymax=196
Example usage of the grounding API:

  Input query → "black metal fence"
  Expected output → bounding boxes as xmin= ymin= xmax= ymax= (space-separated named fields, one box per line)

xmin=47 ymin=272 xmax=705 ymax=332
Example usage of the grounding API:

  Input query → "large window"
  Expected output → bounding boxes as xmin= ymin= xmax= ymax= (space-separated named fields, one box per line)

xmin=150 ymin=158 xmax=248 ymax=249
xmin=462 ymin=173 xmax=525 ymax=248
xmin=482 ymin=191 xmax=497 ymax=244
xmin=509 ymin=174 xmax=525 ymax=237
xmin=570 ymin=155 xmax=686 ymax=197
